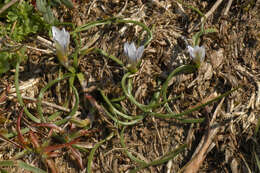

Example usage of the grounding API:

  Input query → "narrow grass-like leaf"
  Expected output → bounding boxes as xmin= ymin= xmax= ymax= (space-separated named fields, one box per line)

xmin=122 ymin=73 xmax=172 ymax=112
xmin=204 ymin=28 xmax=218 ymax=34
xmin=87 ymin=132 xmax=114 ymax=173
xmin=17 ymin=160 xmax=46 ymax=173
xmin=192 ymin=27 xmax=217 ymax=46
xmin=120 ymin=127 xmax=147 ymax=165
xmin=0 ymin=168 xmax=9 ymax=173
xmin=192 ymin=31 xmax=202 ymax=46
xmin=110 ymin=96 xmax=126 ymax=102
xmin=15 ymin=59 xmax=40 ymax=123
xmin=61 ymin=0 xmax=74 ymax=8
xmin=54 ymin=85 xmax=79 ymax=126
xmin=48 ymin=111 xmax=62 ymax=121
xmin=3 ymin=128 xmax=30 ymax=139
xmin=254 ymin=150 xmax=260 ymax=171
xmin=76 ymin=72 xmax=85 ymax=88
xmin=0 ymin=160 xmax=14 ymax=166
xmin=129 ymin=144 xmax=187 ymax=173
xmin=255 ymin=117 xmax=260 ymax=136
xmin=161 ymin=65 xmax=197 ymax=102
xmin=152 ymin=88 xmax=238 ymax=118
xmin=115 ymin=18 xmax=152 ymax=46
xmin=74 ymin=18 xmax=152 ymax=46
xmin=73 ymin=19 xmax=112 ymax=33
xmin=177 ymin=0 xmax=204 ymax=17
xmin=93 ymin=48 xmax=124 ymax=67
xmin=48 ymin=102 xmax=69 ymax=121
xmin=0 ymin=160 xmax=46 ymax=173
xmin=174 ymin=117 xmax=205 ymax=123
xmin=100 ymin=89 xmax=143 ymax=120
xmin=161 ymin=65 xmax=196 ymax=113
xmin=102 ymin=105 xmax=144 ymax=125
xmin=37 ymin=74 xmax=73 ymax=122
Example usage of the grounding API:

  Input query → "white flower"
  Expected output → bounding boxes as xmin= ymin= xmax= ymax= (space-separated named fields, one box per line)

xmin=124 ymin=42 xmax=144 ymax=64
xmin=187 ymin=45 xmax=205 ymax=66
xmin=52 ymin=26 xmax=70 ymax=66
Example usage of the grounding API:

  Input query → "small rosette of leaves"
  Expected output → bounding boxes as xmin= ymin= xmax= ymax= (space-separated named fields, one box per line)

xmin=1 ymin=1 xmax=43 ymax=42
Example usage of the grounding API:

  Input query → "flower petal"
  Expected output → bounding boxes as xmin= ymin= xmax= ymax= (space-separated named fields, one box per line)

xmin=187 ymin=45 xmax=195 ymax=58
xmin=199 ymin=46 xmax=205 ymax=62
xmin=127 ymin=42 xmax=137 ymax=61
xmin=52 ymin=26 xmax=70 ymax=55
xmin=135 ymin=45 xmax=144 ymax=60
xmin=188 ymin=45 xmax=206 ymax=66
xmin=61 ymin=28 xmax=70 ymax=51
xmin=52 ymin=26 xmax=60 ymax=41
xmin=124 ymin=42 xmax=130 ymax=57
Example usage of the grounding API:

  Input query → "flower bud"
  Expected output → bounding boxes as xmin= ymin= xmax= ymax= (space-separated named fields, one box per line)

xmin=52 ymin=26 xmax=70 ymax=67
xmin=124 ymin=42 xmax=144 ymax=73
xmin=187 ymin=45 xmax=205 ymax=67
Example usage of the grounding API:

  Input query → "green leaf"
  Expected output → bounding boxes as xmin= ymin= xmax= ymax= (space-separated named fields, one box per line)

xmin=255 ymin=116 xmax=260 ymax=136
xmin=36 ymin=0 xmax=47 ymax=12
xmin=76 ymin=72 xmax=85 ymax=87
xmin=192 ymin=31 xmax=201 ymax=46
xmin=0 ymin=160 xmax=14 ymax=167
xmin=255 ymin=151 xmax=260 ymax=171
xmin=61 ymin=0 xmax=74 ymax=8
xmin=0 ymin=168 xmax=9 ymax=173
xmin=0 ymin=53 xmax=10 ymax=74
xmin=3 ymin=1 xmax=43 ymax=42
xmin=17 ymin=161 xmax=46 ymax=173
xmin=130 ymin=144 xmax=187 ymax=173
xmin=53 ymin=0 xmax=62 ymax=4
xmin=204 ymin=28 xmax=218 ymax=34
xmin=43 ymin=6 xmax=56 ymax=24
xmin=192 ymin=28 xmax=217 ymax=46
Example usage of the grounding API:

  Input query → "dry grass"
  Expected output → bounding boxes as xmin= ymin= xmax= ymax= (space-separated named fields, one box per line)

xmin=0 ymin=0 xmax=260 ymax=172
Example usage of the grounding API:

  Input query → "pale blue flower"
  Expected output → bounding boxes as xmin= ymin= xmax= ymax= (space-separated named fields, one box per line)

xmin=124 ymin=42 xmax=144 ymax=64
xmin=52 ymin=26 xmax=70 ymax=66
xmin=187 ymin=45 xmax=205 ymax=66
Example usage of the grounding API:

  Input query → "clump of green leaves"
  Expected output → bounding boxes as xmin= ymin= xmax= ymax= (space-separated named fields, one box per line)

xmin=0 ymin=0 xmax=46 ymax=75
xmin=0 ymin=0 xmax=43 ymax=42
xmin=36 ymin=0 xmax=74 ymax=25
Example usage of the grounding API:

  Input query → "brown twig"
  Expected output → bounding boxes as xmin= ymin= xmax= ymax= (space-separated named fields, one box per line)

xmin=224 ymin=0 xmax=233 ymax=16
xmin=189 ymin=0 xmax=224 ymax=33
xmin=0 ymin=133 xmax=23 ymax=148
xmin=19 ymin=96 xmax=81 ymax=116
xmin=203 ymin=0 xmax=224 ymax=22
xmin=180 ymin=98 xmax=225 ymax=173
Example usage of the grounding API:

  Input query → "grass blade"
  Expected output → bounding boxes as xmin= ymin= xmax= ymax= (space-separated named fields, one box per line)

xmin=87 ymin=132 xmax=114 ymax=173
xmin=120 ymin=127 xmax=147 ymax=165
xmin=151 ymin=88 xmax=238 ymax=118
xmin=0 ymin=161 xmax=14 ymax=167
xmin=130 ymin=144 xmax=187 ymax=173
xmin=17 ymin=160 xmax=46 ymax=173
